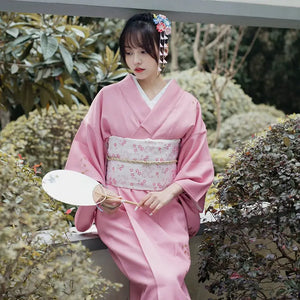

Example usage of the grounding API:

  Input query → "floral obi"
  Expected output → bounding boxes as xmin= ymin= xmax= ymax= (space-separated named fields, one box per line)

xmin=106 ymin=136 xmax=180 ymax=191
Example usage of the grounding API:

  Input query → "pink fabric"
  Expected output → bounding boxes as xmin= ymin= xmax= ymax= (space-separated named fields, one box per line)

xmin=65 ymin=75 xmax=214 ymax=299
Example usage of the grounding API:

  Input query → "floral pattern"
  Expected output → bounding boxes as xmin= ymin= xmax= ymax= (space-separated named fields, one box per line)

xmin=106 ymin=136 xmax=180 ymax=191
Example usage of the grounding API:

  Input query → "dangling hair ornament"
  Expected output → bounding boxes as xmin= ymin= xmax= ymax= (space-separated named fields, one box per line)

xmin=153 ymin=14 xmax=171 ymax=72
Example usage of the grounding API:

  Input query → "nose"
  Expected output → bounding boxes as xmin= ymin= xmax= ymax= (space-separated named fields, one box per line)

xmin=133 ymin=52 xmax=141 ymax=65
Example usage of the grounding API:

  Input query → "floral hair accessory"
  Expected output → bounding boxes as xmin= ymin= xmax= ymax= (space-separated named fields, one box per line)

xmin=153 ymin=14 xmax=171 ymax=72
xmin=153 ymin=14 xmax=171 ymax=35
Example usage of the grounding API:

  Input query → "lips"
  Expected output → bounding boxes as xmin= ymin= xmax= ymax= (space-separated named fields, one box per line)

xmin=134 ymin=68 xmax=145 ymax=73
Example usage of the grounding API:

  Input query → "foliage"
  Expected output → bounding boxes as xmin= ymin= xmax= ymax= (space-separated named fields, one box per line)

xmin=0 ymin=105 xmax=88 ymax=175
xmin=236 ymin=28 xmax=300 ymax=114
xmin=79 ymin=17 xmax=125 ymax=53
xmin=254 ymin=104 xmax=286 ymax=119
xmin=210 ymin=110 xmax=280 ymax=150
xmin=164 ymin=68 xmax=254 ymax=130
xmin=0 ymin=12 xmax=127 ymax=117
xmin=199 ymin=115 xmax=300 ymax=299
xmin=168 ymin=22 xmax=298 ymax=114
xmin=209 ymin=148 xmax=235 ymax=174
xmin=0 ymin=151 xmax=120 ymax=299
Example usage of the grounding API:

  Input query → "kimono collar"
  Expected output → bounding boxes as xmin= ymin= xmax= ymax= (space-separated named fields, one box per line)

xmin=118 ymin=74 xmax=184 ymax=136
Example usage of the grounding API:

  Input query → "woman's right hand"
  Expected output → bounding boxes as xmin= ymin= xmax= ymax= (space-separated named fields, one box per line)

xmin=92 ymin=184 xmax=122 ymax=213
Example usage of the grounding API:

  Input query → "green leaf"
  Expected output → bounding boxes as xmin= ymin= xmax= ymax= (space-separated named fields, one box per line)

xmin=52 ymin=68 xmax=63 ymax=77
xmin=11 ymin=64 xmax=19 ymax=74
xmin=56 ymin=26 xmax=65 ymax=33
xmin=65 ymin=36 xmax=79 ymax=49
xmin=57 ymin=87 xmax=74 ymax=107
xmin=35 ymin=69 xmax=43 ymax=83
xmin=10 ymin=34 xmax=33 ymax=47
xmin=283 ymin=136 xmax=290 ymax=147
xmin=6 ymin=27 xmax=19 ymax=38
xmin=74 ymin=61 xmax=88 ymax=74
xmin=109 ymin=69 xmax=128 ymax=80
xmin=59 ymin=44 xmax=73 ymax=74
xmin=18 ymin=41 xmax=33 ymax=61
xmin=41 ymin=33 xmax=58 ymax=60
xmin=83 ymin=33 xmax=102 ymax=46
xmin=64 ymin=86 xmax=89 ymax=106
xmin=71 ymin=28 xmax=85 ymax=38
xmin=21 ymin=81 xmax=34 ymax=115
xmin=42 ymin=68 xmax=52 ymax=79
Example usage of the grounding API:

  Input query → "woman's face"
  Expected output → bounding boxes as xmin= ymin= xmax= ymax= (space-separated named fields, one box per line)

xmin=125 ymin=46 xmax=159 ymax=81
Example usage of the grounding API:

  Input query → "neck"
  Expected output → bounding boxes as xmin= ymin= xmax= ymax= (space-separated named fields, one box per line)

xmin=137 ymin=74 xmax=166 ymax=100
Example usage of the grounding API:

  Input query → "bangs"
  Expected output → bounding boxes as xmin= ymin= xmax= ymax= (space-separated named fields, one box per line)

xmin=124 ymin=28 xmax=145 ymax=49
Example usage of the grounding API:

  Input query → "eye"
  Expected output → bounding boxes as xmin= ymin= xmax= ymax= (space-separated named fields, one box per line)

xmin=125 ymin=51 xmax=133 ymax=56
xmin=140 ymin=49 xmax=147 ymax=54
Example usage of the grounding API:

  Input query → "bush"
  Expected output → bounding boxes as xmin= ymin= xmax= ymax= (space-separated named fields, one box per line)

xmin=0 ymin=12 xmax=127 ymax=117
xmin=0 ymin=105 xmax=88 ymax=175
xmin=164 ymin=68 xmax=254 ymax=130
xmin=210 ymin=111 xmax=279 ymax=150
xmin=209 ymin=148 xmax=235 ymax=174
xmin=198 ymin=115 xmax=300 ymax=299
xmin=0 ymin=151 xmax=119 ymax=299
xmin=254 ymin=104 xmax=286 ymax=119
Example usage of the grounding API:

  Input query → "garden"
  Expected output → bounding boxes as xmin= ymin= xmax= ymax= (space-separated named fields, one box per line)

xmin=0 ymin=12 xmax=299 ymax=299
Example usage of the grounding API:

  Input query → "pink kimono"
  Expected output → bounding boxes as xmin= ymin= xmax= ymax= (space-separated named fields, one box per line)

xmin=65 ymin=75 xmax=214 ymax=300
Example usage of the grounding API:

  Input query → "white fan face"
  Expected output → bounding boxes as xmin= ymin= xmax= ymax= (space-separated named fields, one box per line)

xmin=42 ymin=170 xmax=98 ymax=206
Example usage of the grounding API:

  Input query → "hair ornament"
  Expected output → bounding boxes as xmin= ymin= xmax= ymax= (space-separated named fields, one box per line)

xmin=153 ymin=14 xmax=171 ymax=35
xmin=153 ymin=14 xmax=171 ymax=72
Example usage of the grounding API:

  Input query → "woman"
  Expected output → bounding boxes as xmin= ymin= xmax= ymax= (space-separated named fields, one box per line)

xmin=66 ymin=12 xmax=214 ymax=300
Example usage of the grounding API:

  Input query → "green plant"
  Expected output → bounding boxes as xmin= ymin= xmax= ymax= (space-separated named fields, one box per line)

xmin=164 ymin=68 xmax=254 ymax=130
xmin=198 ymin=115 xmax=300 ymax=299
xmin=0 ymin=12 xmax=127 ymax=117
xmin=209 ymin=148 xmax=235 ymax=174
xmin=0 ymin=105 xmax=88 ymax=175
xmin=237 ymin=28 xmax=300 ymax=114
xmin=210 ymin=110 xmax=279 ymax=150
xmin=0 ymin=151 xmax=120 ymax=299
xmin=254 ymin=104 xmax=286 ymax=119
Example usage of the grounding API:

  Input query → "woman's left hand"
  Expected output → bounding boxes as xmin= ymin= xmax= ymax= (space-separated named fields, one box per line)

xmin=138 ymin=183 xmax=183 ymax=215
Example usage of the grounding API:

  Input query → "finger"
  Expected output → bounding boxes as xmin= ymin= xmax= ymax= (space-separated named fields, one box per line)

xmin=150 ymin=203 xmax=163 ymax=216
xmin=94 ymin=194 xmax=107 ymax=204
xmin=138 ymin=193 xmax=152 ymax=207
xmin=142 ymin=198 xmax=156 ymax=209
xmin=149 ymin=200 xmax=159 ymax=210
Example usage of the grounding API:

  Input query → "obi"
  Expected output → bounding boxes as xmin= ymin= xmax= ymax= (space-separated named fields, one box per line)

xmin=106 ymin=136 xmax=180 ymax=191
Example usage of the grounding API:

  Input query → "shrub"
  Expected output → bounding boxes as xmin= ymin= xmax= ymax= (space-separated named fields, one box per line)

xmin=164 ymin=68 xmax=254 ymax=130
xmin=198 ymin=115 xmax=300 ymax=299
xmin=254 ymin=104 xmax=286 ymax=119
xmin=209 ymin=148 xmax=235 ymax=174
xmin=0 ymin=12 xmax=127 ymax=117
xmin=0 ymin=151 xmax=120 ymax=299
xmin=0 ymin=105 xmax=88 ymax=175
xmin=210 ymin=111 xmax=279 ymax=150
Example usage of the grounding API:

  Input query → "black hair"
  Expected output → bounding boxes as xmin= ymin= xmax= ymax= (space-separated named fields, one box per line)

xmin=119 ymin=13 xmax=160 ymax=67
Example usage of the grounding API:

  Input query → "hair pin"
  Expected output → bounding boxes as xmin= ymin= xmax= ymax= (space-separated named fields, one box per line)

xmin=153 ymin=14 xmax=171 ymax=73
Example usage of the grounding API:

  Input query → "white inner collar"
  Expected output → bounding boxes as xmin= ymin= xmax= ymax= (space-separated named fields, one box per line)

xmin=131 ymin=75 xmax=171 ymax=109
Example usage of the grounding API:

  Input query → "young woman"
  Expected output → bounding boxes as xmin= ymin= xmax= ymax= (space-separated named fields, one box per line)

xmin=66 ymin=13 xmax=214 ymax=300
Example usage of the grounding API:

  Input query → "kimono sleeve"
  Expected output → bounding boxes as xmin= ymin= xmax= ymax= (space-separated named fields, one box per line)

xmin=174 ymin=100 xmax=214 ymax=235
xmin=65 ymin=91 xmax=106 ymax=232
